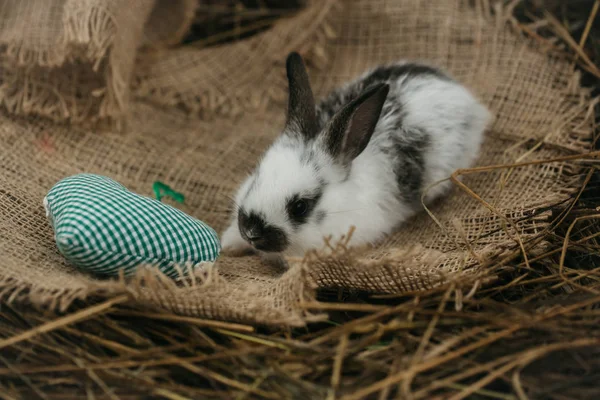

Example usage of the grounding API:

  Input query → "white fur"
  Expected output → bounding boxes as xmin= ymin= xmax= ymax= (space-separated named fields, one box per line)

xmin=221 ymin=65 xmax=492 ymax=257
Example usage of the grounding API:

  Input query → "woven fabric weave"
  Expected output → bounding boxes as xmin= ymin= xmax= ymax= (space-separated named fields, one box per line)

xmin=0 ymin=0 xmax=596 ymax=326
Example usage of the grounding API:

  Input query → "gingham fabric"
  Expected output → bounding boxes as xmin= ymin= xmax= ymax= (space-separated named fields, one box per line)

xmin=43 ymin=174 xmax=220 ymax=278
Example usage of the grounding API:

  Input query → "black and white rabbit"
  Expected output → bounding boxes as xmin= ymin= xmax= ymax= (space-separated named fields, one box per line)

xmin=221 ymin=52 xmax=491 ymax=257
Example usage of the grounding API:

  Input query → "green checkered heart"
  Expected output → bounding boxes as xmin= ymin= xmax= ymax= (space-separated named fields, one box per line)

xmin=44 ymin=174 xmax=220 ymax=278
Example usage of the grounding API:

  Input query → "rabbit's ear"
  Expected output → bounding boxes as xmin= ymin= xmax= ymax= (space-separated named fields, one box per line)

xmin=323 ymin=83 xmax=389 ymax=166
xmin=285 ymin=52 xmax=319 ymax=140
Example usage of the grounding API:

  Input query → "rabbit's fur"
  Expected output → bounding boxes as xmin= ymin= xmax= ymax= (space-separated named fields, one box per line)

xmin=221 ymin=53 xmax=491 ymax=257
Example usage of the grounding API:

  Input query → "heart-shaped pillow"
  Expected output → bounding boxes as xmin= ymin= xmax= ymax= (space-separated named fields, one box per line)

xmin=44 ymin=174 xmax=220 ymax=278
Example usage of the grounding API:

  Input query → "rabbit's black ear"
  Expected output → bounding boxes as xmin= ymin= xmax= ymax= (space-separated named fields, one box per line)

xmin=324 ymin=83 xmax=389 ymax=166
xmin=285 ymin=52 xmax=318 ymax=140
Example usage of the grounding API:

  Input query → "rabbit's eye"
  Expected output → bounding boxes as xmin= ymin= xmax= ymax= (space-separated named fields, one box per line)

xmin=286 ymin=193 xmax=322 ymax=225
xmin=290 ymin=199 xmax=308 ymax=218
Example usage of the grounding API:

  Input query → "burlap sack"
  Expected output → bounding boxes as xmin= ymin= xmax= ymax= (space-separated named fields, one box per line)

xmin=0 ymin=0 xmax=595 ymax=326
xmin=0 ymin=0 xmax=198 ymax=124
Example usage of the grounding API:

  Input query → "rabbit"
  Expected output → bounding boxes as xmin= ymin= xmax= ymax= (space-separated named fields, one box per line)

xmin=220 ymin=52 xmax=491 ymax=258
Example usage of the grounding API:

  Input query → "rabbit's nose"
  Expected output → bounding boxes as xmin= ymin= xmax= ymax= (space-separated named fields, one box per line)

xmin=237 ymin=209 xmax=289 ymax=252
xmin=247 ymin=235 xmax=265 ymax=248
xmin=244 ymin=233 xmax=261 ymax=243
xmin=241 ymin=230 xmax=265 ymax=247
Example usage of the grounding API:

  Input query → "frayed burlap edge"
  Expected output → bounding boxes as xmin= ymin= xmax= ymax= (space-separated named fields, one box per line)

xmin=1 ymin=3 xmax=128 ymax=125
xmin=0 ymin=0 xmax=198 ymax=127
xmin=0 ymin=260 xmax=326 ymax=327
xmin=2 ymin=2 xmax=115 ymax=68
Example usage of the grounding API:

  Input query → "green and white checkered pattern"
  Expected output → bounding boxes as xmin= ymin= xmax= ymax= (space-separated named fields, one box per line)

xmin=44 ymin=174 xmax=220 ymax=278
